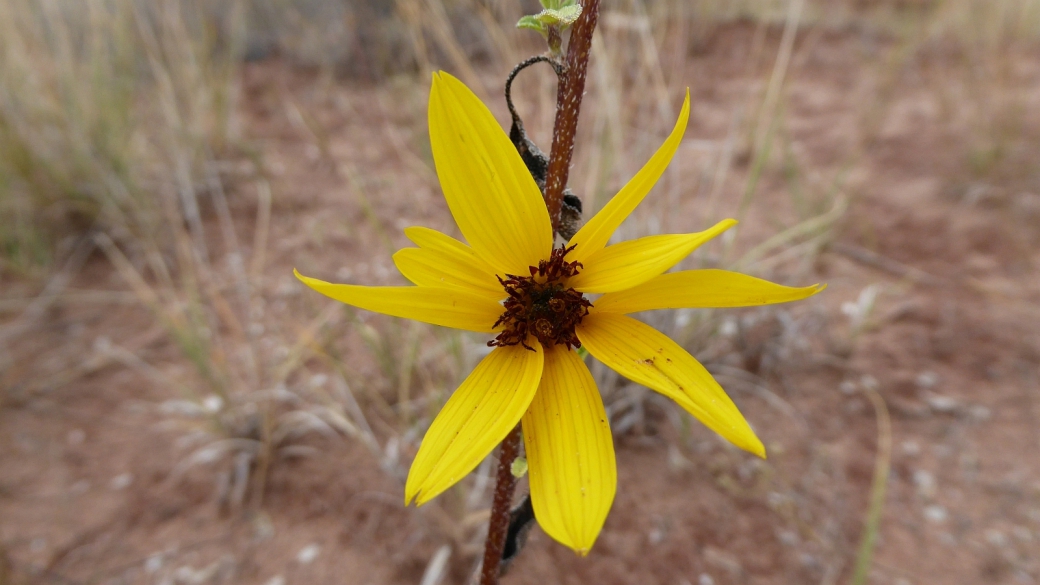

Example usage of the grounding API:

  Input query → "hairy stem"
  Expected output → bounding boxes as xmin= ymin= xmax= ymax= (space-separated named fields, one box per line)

xmin=477 ymin=5 xmax=604 ymax=581
xmin=478 ymin=425 xmax=522 ymax=585
xmin=544 ymin=0 xmax=601 ymax=236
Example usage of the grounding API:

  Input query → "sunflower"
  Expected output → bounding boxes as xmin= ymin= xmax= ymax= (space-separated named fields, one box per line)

xmin=295 ymin=72 xmax=823 ymax=554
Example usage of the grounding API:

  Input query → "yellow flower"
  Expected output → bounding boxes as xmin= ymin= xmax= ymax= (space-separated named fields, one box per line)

xmin=295 ymin=72 xmax=823 ymax=555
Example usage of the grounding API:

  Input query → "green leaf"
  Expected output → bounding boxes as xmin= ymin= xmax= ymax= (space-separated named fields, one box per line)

xmin=520 ymin=1 xmax=582 ymax=38
xmin=534 ymin=5 xmax=583 ymax=27
xmin=516 ymin=14 xmax=545 ymax=33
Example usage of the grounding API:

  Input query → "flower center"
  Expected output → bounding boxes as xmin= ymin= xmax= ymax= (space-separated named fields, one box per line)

xmin=489 ymin=245 xmax=592 ymax=351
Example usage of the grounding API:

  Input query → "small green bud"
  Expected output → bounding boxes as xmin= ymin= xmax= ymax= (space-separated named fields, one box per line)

xmin=539 ymin=0 xmax=578 ymax=10
xmin=516 ymin=4 xmax=583 ymax=37
xmin=511 ymin=456 xmax=528 ymax=478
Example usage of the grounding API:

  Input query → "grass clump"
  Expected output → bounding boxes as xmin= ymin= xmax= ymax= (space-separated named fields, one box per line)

xmin=0 ymin=0 xmax=240 ymax=274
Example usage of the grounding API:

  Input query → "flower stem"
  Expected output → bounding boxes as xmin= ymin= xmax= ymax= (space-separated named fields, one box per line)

xmin=479 ymin=425 xmax=523 ymax=585
xmin=477 ymin=5 xmax=604 ymax=580
xmin=543 ymin=0 xmax=601 ymax=236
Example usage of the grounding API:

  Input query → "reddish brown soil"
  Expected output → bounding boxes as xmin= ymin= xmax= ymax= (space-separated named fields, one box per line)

xmin=3 ymin=24 xmax=1039 ymax=585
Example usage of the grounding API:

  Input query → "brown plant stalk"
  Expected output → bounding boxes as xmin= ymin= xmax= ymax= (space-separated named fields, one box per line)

xmin=543 ymin=0 xmax=601 ymax=236
xmin=477 ymin=3 xmax=602 ymax=583
xmin=478 ymin=425 xmax=522 ymax=585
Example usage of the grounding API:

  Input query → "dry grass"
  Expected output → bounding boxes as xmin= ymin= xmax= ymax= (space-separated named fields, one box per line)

xmin=0 ymin=0 xmax=240 ymax=271
xmin=3 ymin=0 xmax=1038 ymax=266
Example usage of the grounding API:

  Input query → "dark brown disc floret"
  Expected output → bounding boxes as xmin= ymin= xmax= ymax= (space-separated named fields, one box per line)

xmin=489 ymin=245 xmax=592 ymax=351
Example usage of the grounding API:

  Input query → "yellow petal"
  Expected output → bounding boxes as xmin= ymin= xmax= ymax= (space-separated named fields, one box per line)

xmin=294 ymin=269 xmax=502 ymax=333
xmin=568 ymin=220 xmax=736 ymax=294
xmin=393 ymin=247 xmax=504 ymax=296
xmin=594 ymin=270 xmax=826 ymax=314
xmin=403 ymin=226 xmax=499 ymax=275
xmin=406 ymin=342 xmax=544 ymax=505
xmin=568 ymin=89 xmax=690 ymax=264
xmin=429 ymin=72 xmax=553 ymax=275
xmin=577 ymin=313 xmax=765 ymax=457
xmin=523 ymin=345 xmax=616 ymax=556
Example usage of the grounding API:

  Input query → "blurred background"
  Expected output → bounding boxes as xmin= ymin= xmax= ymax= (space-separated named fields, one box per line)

xmin=1 ymin=0 xmax=1038 ymax=583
